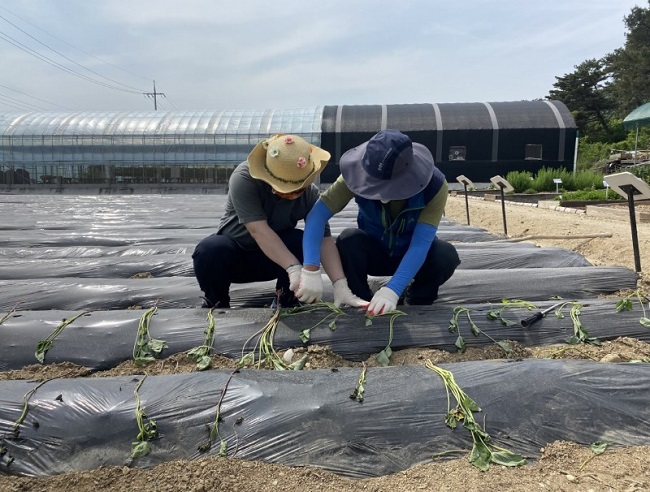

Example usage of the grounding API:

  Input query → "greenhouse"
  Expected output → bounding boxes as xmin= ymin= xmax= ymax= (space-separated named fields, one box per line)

xmin=0 ymin=101 xmax=577 ymax=189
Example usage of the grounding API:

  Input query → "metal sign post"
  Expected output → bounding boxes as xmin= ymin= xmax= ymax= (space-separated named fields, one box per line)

xmin=490 ymin=175 xmax=515 ymax=236
xmin=456 ymin=175 xmax=474 ymax=226
xmin=604 ymin=172 xmax=650 ymax=273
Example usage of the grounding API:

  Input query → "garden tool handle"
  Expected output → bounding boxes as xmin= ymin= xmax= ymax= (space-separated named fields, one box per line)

xmin=520 ymin=312 xmax=544 ymax=328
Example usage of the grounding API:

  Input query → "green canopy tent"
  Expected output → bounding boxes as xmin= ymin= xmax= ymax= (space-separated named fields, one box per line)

xmin=623 ymin=102 xmax=650 ymax=164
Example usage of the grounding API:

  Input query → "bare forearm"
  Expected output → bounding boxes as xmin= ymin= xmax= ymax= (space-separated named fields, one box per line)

xmin=247 ymin=222 xmax=299 ymax=269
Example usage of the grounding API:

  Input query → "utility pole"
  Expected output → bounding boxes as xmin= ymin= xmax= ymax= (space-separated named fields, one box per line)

xmin=143 ymin=80 xmax=165 ymax=110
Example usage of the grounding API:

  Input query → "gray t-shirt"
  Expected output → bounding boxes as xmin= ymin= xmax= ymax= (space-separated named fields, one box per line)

xmin=217 ymin=162 xmax=329 ymax=250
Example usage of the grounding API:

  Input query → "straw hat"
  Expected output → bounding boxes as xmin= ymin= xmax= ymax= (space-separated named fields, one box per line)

xmin=340 ymin=129 xmax=434 ymax=201
xmin=248 ymin=134 xmax=330 ymax=193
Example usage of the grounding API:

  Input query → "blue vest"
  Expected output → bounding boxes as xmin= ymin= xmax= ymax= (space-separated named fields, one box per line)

xmin=354 ymin=168 xmax=445 ymax=257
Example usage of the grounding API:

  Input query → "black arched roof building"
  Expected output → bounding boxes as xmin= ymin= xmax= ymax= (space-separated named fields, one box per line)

xmin=320 ymin=101 xmax=577 ymax=183
xmin=0 ymin=100 xmax=576 ymax=186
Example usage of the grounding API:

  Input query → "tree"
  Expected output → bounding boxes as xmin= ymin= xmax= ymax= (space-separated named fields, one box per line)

xmin=607 ymin=2 xmax=650 ymax=115
xmin=548 ymin=59 xmax=618 ymax=141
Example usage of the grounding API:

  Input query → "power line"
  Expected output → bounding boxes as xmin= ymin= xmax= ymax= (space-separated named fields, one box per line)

xmin=0 ymin=14 xmax=146 ymax=94
xmin=0 ymin=5 xmax=152 ymax=84
xmin=0 ymin=30 xmax=143 ymax=94
xmin=0 ymin=93 xmax=38 ymax=111
xmin=0 ymin=83 xmax=72 ymax=110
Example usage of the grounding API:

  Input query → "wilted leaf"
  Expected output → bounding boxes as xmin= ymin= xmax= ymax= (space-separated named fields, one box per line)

xmin=376 ymin=348 xmax=391 ymax=367
xmin=455 ymin=334 xmax=466 ymax=353
xmin=491 ymin=450 xmax=526 ymax=467
xmin=289 ymin=354 xmax=308 ymax=370
xmin=497 ymin=341 xmax=513 ymax=354
xmin=196 ymin=355 xmax=212 ymax=371
xmin=299 ymin=328 xmax=311 ymax=343
xmin=131 ymin=441 xmax=151 ymax=458
xmin=219 ymin=439 xmax=228 ymax=457
xmin=469 ymin=440 xmax=491 ymax=471
xmin=147 ymin=338 xmax=168 ymax=354
xmin=35 ymin=340 xmax=53 ymax=364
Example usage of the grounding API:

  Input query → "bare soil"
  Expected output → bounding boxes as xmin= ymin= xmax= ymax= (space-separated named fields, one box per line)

xmin=2 ymin=195 xmax=650 ymax=492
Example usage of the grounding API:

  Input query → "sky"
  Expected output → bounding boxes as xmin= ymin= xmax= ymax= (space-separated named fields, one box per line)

xmin=0 ymin=0 xmax=645 ymax=113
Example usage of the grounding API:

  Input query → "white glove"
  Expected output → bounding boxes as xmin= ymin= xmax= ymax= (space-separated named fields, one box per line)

xmin=296 ymin=268 xmax=323 ymax=304
xmin=367 ymin=287 xmax=399 ymax=316
xmin=333 ymin=278 xmax=369 ymax=308
xmin=286 ymin=264 xmax=302 ymax=292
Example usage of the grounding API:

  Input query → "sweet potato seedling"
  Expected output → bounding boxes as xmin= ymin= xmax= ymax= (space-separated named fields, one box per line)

xmin=350 ymin=362 xmax=367 ymax=402
xmin=448 ymin=306 xmax=512 ymax=355
xmin=131 ymin=376 xmax=158 ymax=459
xmin=239 ymin=302 xmax=343 ymax=370
xmin=372 ymin=310 xmax=406 ymax=367
xmin=616 ymin=289 xmax=650 ymax=327
xmin=199 ymin=368 xmax=239 ymax=456
xmin=486 ymin=299 xmax=538 ymax=326
xmin=133 ymin=305 xmax=168 ymax=365
xmin=425 ymin=360 xmax=525 ymax=471
xmin=35 ymin=311 xmax=90 ymax=363
xmin=187 ymin=307 xmax=217 ymax=370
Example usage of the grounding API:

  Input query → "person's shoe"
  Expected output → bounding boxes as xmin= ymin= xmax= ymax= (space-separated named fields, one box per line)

xmin=200 ymin=296 xmax=230 ymax=309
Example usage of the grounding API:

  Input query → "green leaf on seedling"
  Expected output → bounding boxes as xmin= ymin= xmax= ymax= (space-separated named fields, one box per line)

xmin=455 ymin=334 xmax=466 ymax=353
xmin=328 ymin=319 xmax=337 ymax=330
xmin=219 ymin=440 xmax=228 ymax=457
xmin=299 ymin=328 xmax=311 ymax=343
xmin=35 ymin=340 xmax=53 ymax=364
xmin=131 ymin=441 xmax=151 ymax=458
xmin=196 ymin=355 xmax=212 ymax=371
xmin=444 ymin=412 xmax=458 ymax=429
xmin=469 ymin=440 xmax=491 ymax=471
xmin=497 ymin=341 xmax=513 ymax=354
xmin=486 ymin=310 xmax=500 ymax=320
xmin=148 ymin=338 xmax=168 ymax=354
xmin=462 ymin=396 xmax=481 ymax=413
xmin=640 ymin=317 xmax=650 ymax=327
xmin=469 ymin=321 xmax=480 ymax=337
xmin=365 ymin=316 xmax=373 ymax=327
xmin=616 ymin=298 xmax=633 ymax=312
xmin=491 ymin=450 xmax=526 ymax=467
xmin=289 ymin=354 xmax=308 ymax=371
xmin=590 ymin=441 xmax=610 ymax=454
xmin=376 ymin=347 xmax=392 ymax=367
xmin=566 ymin=335 xmax=580 ymax=345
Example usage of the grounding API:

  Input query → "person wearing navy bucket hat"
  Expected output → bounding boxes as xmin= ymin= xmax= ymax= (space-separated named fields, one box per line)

xmin=296 ymin=129 xmax=461 ymax=315
xmin=192 ymin=134 xmax=366 ymax=310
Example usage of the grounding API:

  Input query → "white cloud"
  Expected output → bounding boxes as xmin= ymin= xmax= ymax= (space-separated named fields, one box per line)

xmin=0 ymin=0 xmax=642 ymax=112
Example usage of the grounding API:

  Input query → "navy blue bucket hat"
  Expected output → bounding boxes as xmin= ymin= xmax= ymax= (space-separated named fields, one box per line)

xmin=340 ymin=129 xmax=435 ymax=200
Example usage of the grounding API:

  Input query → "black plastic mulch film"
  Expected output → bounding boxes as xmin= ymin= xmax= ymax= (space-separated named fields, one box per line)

xmin=0 ymin=194 xmax=648 ymax=478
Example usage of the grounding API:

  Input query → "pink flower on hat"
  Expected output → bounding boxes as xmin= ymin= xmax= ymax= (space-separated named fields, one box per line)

xmin=296 ymin=157 xmax=306 ymax=168
xmin=284 ymin=136 xmax=294 ymax=144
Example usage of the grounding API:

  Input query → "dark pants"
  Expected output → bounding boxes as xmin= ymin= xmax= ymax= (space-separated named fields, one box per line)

xmin=336 ymin=228 xmax=460 ymax=304
xmin=192 ymin=229 xmax=304 ymax=306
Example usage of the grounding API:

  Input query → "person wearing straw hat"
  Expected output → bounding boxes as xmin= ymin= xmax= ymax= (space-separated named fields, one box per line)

xmin=192 ymin=134 xmax=366 ymax=309
xmin=298 ymin=129 xmax=460 ymax=315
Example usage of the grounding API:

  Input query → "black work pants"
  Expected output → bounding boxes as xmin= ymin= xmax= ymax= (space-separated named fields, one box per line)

xmin=336 ymin=228 xmax=460 ymax=304
xmin=192 ymin=229 xmax=303 ymax=306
